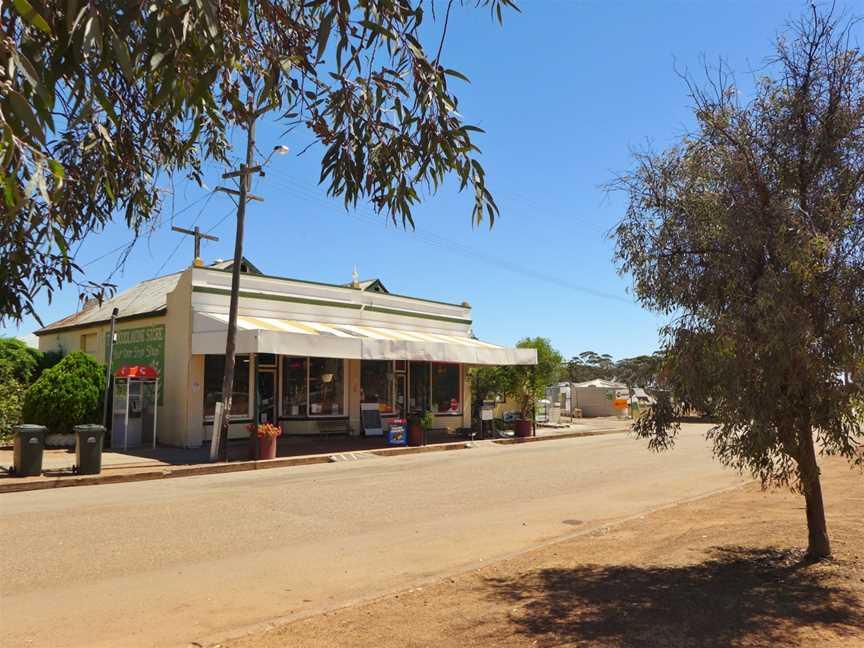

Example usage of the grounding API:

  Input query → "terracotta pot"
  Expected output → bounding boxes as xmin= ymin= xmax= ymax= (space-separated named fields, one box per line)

xmin=250 ymin=434 xmax=278 ymax=460
xmin=514 ymin=419 xmax=533 ymax=438
xmin=408 ymin=422 xmax=425 ymax=447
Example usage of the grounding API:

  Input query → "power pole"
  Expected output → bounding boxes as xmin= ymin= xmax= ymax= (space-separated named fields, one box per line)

xmin=171 ymin=226 xmax=219 ymax=267
xmin=213 ymin=96 xmax=262 ymax=462
xmin=102 ymin=308 xmax=119 ymax=430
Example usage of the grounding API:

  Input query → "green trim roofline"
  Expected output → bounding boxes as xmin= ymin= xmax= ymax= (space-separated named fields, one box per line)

xmin=192 ymin=286 xmax=472 ymax=325
xmin=34 ymin=309 xmax=166 ymax=336
xmin=201 ymin=267 xmax=467 ymax=309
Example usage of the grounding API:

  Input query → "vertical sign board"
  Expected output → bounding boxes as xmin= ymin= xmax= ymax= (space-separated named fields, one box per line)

xmin=105 ymin=325 xmax=166 ymax=404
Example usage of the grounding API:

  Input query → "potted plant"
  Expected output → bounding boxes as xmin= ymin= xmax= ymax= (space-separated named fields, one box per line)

xmin=246 ymin=422 xmax=282 ymax=460
xmin=511 ymin=369 xmax=536 ymax=438
xmin=407 ymin=410 xmax=435 ymax=446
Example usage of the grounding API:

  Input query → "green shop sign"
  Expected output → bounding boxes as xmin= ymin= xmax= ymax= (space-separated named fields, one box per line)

xmin=105 ymin=325 xmax=166 ymax=404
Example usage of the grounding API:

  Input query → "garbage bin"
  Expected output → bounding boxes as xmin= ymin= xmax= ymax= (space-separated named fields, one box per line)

xmin=74 ymin=424 xmax=106 ymax=475
xmin=12 ymin=424 xmax=47 ymax=477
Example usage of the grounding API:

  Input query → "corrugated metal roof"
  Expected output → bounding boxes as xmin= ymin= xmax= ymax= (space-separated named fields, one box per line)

xmin=35 ymin=273 xmax=181 ymax=335
xmin=572 ymin=378 xmax=626 ymax=389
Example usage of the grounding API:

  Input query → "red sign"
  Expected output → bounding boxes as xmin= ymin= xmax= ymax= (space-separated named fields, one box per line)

xmin=115 ymin=364 xmax=159 ymax=378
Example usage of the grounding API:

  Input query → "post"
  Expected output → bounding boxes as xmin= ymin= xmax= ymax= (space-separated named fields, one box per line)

xmin=218 ymin=99 xmax=258 ymax=462
xmin=102 ymin=308 xmax=118 ymax=430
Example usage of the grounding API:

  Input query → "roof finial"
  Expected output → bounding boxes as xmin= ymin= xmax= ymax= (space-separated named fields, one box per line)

xmin=351 ymin=265 xmax=360 ymax=289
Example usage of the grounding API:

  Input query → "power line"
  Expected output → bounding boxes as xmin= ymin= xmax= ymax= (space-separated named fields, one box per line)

xmin=261 ymin=170 xmax=635 ymax=305
xmin=153 ymin=191 xmax=218 ymax=277
xmin=79 ymin=191 xmax=216 ymax=268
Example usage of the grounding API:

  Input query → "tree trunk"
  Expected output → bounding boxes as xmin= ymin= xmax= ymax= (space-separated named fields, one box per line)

xmin=798 ymin=426 xmax=831 ymax=559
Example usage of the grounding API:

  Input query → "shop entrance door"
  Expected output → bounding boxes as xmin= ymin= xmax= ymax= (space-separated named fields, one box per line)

xmin=257 ymin=369 xmax=277 ymax=424
xmin=395 ymin=373 xmax=407 ymax=418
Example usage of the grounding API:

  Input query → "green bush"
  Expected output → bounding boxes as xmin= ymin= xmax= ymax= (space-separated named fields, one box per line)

xmin=0 ymin=367 xmax=24 ymax=444
xmin=22 ymin=352 xmax=105 ymax=434
xmin=0 ymin=338 xmax=42 ymax=384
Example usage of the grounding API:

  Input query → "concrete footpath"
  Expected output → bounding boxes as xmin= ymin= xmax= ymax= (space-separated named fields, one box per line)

xmin=0 ymin=418 xmax=630 ymax=493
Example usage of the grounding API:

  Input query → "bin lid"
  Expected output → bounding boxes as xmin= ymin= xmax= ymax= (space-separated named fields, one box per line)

xmin=115 ymin=365 xmax=159 ymax=378
xmin=72 ymin=424 xmax=107 ymax=432
xmin=13 ymin=424 xmax=47 ymax=433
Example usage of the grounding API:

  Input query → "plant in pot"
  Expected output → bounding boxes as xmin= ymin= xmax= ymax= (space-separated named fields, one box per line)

xmin=511 ymin=367 xmax=537 ymax=438
xmin=407 ymin=410 xmax=435 ymax=446
xmin=246 ymin=422 xmax=282 ymax=460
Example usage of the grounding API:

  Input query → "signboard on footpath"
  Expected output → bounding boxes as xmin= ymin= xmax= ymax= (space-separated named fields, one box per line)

xmin=105 ymin=325 xmax=166 ymax=404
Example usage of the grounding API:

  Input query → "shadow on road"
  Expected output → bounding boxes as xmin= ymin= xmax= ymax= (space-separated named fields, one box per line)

xmin=486 ymin=546 xmax=864 ymax=647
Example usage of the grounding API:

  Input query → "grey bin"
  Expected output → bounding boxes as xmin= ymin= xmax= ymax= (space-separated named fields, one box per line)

xmin=74 ymin=425 xmax=106 ymax=475
xmin=12 ymin=424 xmax=47 ymax=477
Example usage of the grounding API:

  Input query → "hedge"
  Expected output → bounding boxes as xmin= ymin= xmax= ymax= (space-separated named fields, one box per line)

xmin=22 ymin=352 xmax=106 ymax=434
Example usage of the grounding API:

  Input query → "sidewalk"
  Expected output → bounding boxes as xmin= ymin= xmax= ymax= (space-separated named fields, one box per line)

xmin=0 ymin=419 xmax=630 ymax=493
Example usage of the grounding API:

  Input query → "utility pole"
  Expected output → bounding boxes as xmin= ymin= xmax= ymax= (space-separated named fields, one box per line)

xmin=102 ymin=308 xmax=119 ymax=430
xmin=171 ymin=226 xmax=219 ymax=267
xmin=213 ymin=95 xmax=261 ymax=462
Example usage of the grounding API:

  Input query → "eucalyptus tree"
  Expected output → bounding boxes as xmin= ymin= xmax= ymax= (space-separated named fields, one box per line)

xmin=613 ymin=7 xmax=864 ymax=559
xmin=1 ymin=0 xmax=516 ymax=324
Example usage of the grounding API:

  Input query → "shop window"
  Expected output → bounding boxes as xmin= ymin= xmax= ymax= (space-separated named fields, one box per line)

xmin=203 ymin=355 xmax=250 ymax=417
xmin=281 ymin=356 xmax=308 ymax=417
xmin=309 ymin=358 xmax=345 ymax=416
xmin=361 ymin=360 xmax=395 ymax=414
xmin=409 ymin=361 xmax=430 ymax=414
xmin=431 ymin=363 xmax=461 ymax=413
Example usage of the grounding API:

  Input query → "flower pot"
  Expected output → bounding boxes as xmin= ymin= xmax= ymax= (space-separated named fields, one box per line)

xmin=408 ymin=422 xmax=425 ymax=447
xmin=514 ymin=419 xmax=533 ymax=438
xmin=250 ymin=434 xmax=278 ymax=460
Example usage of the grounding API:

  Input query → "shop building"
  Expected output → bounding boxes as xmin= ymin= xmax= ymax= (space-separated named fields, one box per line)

xmin=35 ymin=261 xmax=536 ymax=447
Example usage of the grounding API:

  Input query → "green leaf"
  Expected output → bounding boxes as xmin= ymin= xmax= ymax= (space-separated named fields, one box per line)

xmin=443 ymin=69 xmax=471 ymax=83
xmin=240 ymin=0 xmax=249 ymax=23
xmin=316 ymin=11 xmax=334 ymax=61
xmin=12 ymin=0 xmax=52 ymax=35
xmin=111 ymin=31 xmax=134 ymax=83
xmin=5 ymin=90 xmax=44 ymax=144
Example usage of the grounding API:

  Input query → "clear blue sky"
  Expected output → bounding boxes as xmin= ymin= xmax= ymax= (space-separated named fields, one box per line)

xmin=4 ymin=1 xmax=836 ymax=360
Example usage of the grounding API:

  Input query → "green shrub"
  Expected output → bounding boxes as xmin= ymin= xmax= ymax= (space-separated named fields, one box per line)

xmin=22 ymin=352 xmax=105 ymax=434
xmin=0 ymin=338 xmax=43 ymax=384
xmin=0 ymin=367 xmax=24 ymax=444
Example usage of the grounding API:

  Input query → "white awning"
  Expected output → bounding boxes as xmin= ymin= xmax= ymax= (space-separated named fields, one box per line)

xmin=192 ymin=313 xmax=536 ymax=366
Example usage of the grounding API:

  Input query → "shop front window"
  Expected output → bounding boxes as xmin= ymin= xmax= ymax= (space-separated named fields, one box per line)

xmin=361 ymin=360 xmax=395 ymax=414
xmin=409 ymin=361 xmax=430 ymax=414
xmin=309 ymin=358 xmax=344 ymax=416
xmin=203 ymin=355 xmax=250 ymax=417
xmin=431 ymin=363 xmax=461 ymax=413
xmin=281 ymin=356 xmax=308 ymax=417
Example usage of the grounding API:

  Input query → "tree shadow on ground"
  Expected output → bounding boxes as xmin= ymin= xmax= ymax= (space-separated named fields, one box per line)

xmin=486 ymin=546 xmax=864 ymax=647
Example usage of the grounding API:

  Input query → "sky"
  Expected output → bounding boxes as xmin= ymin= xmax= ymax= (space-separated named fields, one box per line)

xmin=3 ymin=0 xmax=839 ymax=359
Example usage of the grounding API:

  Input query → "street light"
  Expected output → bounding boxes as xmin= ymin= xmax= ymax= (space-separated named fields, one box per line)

xmin=260 ymin=145 xmax=290 ymax=172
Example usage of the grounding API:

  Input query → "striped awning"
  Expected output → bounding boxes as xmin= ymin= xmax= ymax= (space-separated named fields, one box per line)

xmin=192 ymin=313 xmax=536 ymax=366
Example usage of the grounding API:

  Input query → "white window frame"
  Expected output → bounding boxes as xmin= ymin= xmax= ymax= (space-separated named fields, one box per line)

xmin=279 ymin=356 xmax=348 ymax=419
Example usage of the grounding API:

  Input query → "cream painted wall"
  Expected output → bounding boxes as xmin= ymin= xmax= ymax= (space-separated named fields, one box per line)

xmin=37 ymin=313 xmax=170 ymax=442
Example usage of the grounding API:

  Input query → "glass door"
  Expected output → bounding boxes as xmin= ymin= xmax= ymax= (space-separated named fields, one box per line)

xmin=257 ymin=369 xmax=277 ymax=424
xmin=395 ymin=373 xmax=407 ymax=418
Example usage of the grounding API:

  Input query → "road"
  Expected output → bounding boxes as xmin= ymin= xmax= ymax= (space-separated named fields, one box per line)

xmin=0 ymin=425 xmax=745 ymax=648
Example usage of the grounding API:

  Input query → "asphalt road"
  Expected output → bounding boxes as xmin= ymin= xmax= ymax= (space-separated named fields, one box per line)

xmin=0 ymin=425 xmax=745 ymax=648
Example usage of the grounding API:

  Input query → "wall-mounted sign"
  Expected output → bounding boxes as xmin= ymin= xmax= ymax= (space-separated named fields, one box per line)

xmin=106 ymin=325 xmax=165 ymax=404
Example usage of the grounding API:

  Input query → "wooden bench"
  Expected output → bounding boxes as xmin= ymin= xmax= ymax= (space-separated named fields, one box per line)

xmin=316 ymin=420 xmax=353 ymax=438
